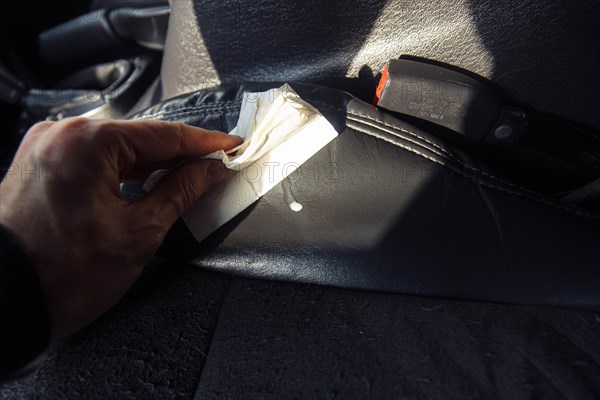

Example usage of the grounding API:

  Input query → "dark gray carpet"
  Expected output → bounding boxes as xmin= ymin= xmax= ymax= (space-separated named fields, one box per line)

xmin=196 ymin=279 xmax=600 ymax=400
xmin=2 ymin=262 xmax=600 ymax=399
xmin=0 ymin=258 xmax=230 ymax=400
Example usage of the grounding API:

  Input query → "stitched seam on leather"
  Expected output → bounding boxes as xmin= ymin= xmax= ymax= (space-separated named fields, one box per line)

xmin=143 ymin=101 xmax=240 ymax=116
xmin=133 ymin=106 xmax=241 ymax=121
xmin=347 ymin=112 xmax=575 ymax=203
xmin=132 ymin=105 xmax=234 ymax=120
xmin=133 ymin=98 xmax=343 ymax=121
xmin=134 ymin=106 xmax=240 ymax=120
xmin=347 ymin=115 xmax=453 ymax=163
xmin=131 ymin=102 xmax=241 ymax=120
xmin=346 ymin=122 xmax=600 ymax=219
xmin=347 ymin=122 xmax=443 ymax=165
xmin=348 ymin=112 xmax=456 ymax=158
xmin=348 ymin=111 xmax=505 ymax=183
xmin=136 ymin=112 xmax=231 ymax=121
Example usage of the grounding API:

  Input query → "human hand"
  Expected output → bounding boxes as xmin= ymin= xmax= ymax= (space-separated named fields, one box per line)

xmin=0 ymin=118 xmax=242 ymax=339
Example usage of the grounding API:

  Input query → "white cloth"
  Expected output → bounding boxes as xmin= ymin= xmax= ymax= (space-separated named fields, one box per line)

xmin=180 ymin=84 xmax=338 ymax=242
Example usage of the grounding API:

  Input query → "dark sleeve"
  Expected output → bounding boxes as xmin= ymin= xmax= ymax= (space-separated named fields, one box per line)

xmin=0 ymin=224 xmax=50 ymax=380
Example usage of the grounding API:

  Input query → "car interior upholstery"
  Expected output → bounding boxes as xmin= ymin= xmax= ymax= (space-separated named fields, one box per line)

xmin=1 ymin=0 xmax=599 ymax=399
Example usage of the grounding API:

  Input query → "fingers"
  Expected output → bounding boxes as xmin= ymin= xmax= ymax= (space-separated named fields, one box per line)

xmin=18 ymin=117 xmax=240 ymax=227
xmin=133 ymin=159 xmax=228 ymax=227
xmin=95 ymin=119 xmax=242 ymax=172
xmin=115 ymin=120 xmax=239 ymax=228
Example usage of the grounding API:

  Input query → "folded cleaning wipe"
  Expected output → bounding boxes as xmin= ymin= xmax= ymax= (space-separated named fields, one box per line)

xmin=175 ymin=84 xmax=338 ymax=242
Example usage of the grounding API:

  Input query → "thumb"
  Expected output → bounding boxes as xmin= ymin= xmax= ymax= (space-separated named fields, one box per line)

xmin=135 ymin=159 xmax=228 ymax=227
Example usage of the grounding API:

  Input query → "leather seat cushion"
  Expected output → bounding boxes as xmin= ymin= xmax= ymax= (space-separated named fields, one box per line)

xmin=128 ymin=82 xmax=600 ymax=310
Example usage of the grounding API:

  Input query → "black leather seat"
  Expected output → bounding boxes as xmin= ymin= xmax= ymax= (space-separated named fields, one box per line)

xmin=130 ymin=82 xmax=600 ymax=310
